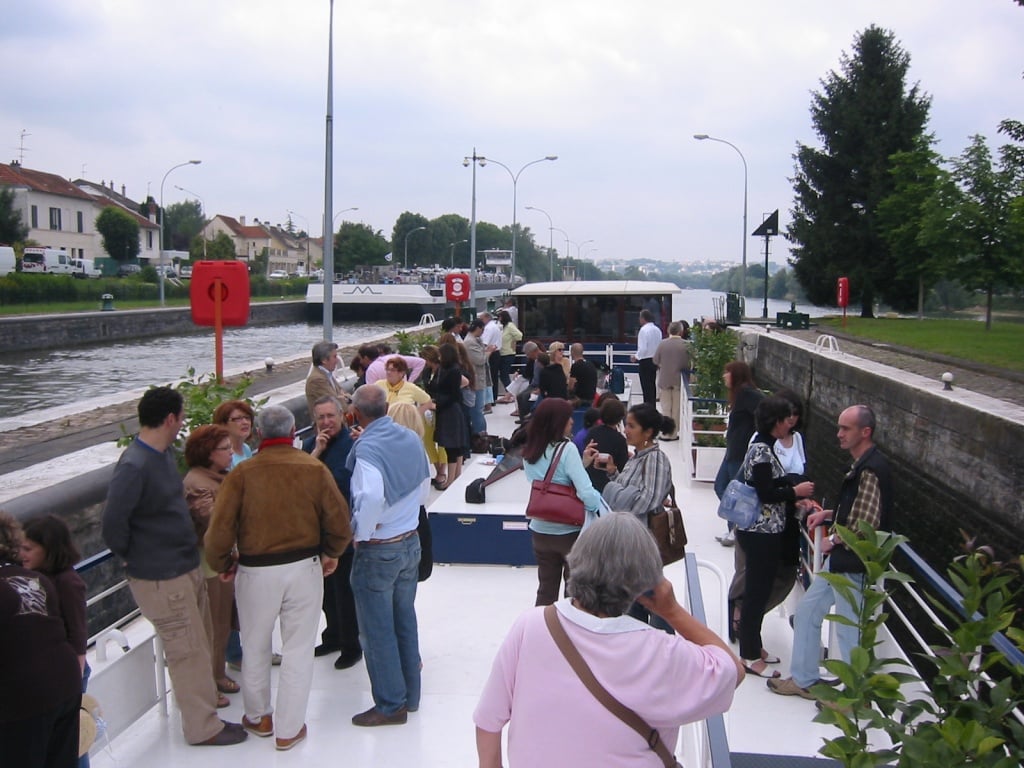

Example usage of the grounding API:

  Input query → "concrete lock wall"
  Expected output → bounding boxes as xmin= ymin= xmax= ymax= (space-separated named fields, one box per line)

xmin=0 ymin=300 xmax=306 ymax=354
xmin=746 ymin=330 xmax=1024 ymax=569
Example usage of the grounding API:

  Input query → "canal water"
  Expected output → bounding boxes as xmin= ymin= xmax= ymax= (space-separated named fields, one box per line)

xmin=0 ymin=291 xmax=828 ymax=418
xmin=0 ymin=320 xmax=400 ymax=417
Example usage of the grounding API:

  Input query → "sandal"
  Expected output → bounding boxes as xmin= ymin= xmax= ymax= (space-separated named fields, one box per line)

xmin=761 ymin=650 xmax=780 ymax=665
xmin=743 ymin=660 xmax=781 ymax=679
xmin=216 ymin=693 xmax=230 ymax=709
xmin=431 ymin=475 xmax=447 ymax=490
xmin=216 ymin=677 xmax=240 ymax=694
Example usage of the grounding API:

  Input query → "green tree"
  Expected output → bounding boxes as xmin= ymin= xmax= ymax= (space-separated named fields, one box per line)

xmin=191 ymin=231 xmax=236 ymax=261
xmin=334 ymin=222 xmax=390 ymax=271
xmin=920 ymin=135 xmax=1024 ymax=329
xmin=0 ymin=187 xmax=28 ymax=244
xmin=877 ymin=138 xmax=950 ymax=318
xmin=95 ymin=206 xmax=141 ymax=261
xmin=392 ymin=212 xmax=431 ymax=268
xmin=788 ymin=26 xmax=932 ymax=317
xmin=163 ymin=200 xmax=205 ymax=251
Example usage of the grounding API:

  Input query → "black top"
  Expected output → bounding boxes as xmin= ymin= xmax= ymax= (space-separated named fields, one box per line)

xmin=569 ymin=358 xmax=598 ymax=403
xmin=831 ymin=445 xmax=894 ymax=574
xmin=584 ymin=423 xmax=629 ymax=492
xmin=539 ymin=363 xmax=568 ymax=400
xmin=725 ymin=386 xmax=763 ymax=462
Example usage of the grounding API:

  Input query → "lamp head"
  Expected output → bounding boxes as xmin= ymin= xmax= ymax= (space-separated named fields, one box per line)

xmin=693 ymin=134 xmax=709 ymax=140
xmin=462 ymin=158 xmax=470 ymax=167
xmin=545 ymin=155 xmax=558 ymax=161
xmin=189 ymin=159 xmax=202 ymax=165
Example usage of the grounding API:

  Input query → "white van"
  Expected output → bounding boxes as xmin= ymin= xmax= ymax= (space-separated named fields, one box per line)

xmin=72 ymin=258 xmax=103 ymax=279
xmin=0 ymin=246 xmax=15 ymax=276
xmin=22 ymin=247 xmax=75 ymax=275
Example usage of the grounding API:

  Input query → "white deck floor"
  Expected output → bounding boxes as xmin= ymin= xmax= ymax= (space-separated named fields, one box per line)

xmin=87 ymin=384 xmax=839 ymax=767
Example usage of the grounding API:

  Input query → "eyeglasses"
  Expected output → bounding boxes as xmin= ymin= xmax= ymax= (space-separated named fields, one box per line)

xmin=229 ymin=415 xmax=252 ymax=422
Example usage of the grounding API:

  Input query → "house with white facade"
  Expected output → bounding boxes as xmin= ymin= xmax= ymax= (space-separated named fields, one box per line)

xmin=74 ymin=178 xmax=160 ymax=263
xmin=0 ymin=162 xmax=98 ymax=259
xmin=203 ymin=214 xmax=303 ymax=274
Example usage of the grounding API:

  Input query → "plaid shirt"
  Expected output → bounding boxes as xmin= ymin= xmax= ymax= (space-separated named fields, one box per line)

xmin=831 ymin=468 xmax=882 ymax=538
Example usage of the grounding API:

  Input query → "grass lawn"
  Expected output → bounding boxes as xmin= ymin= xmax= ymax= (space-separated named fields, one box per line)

xmin=0 ymin=295 xmax=301 ymax=316
xmin=816 ymin=316 xmax=1024 ymax=373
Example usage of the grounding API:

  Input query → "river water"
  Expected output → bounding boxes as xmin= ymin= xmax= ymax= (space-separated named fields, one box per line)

xmin=0 ymin=290 xmax=828 ymax=417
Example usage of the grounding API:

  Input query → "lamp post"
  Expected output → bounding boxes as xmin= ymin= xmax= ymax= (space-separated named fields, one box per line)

xmin=322 ymin=0 xmax=335 ymax=339
xmin=449 ymin=239 xmax=467 ymax=269
xmin=477 ymin=154 xmax=557 ymax=284
xmin=331 ymin=206 xmax=359 ymax=228
xmin=174 ymin=184 xmax=207 ymax=260
xmin=404 ymin=226 xmax=427 ymax=270
xmin=552 ymin=226 xmax=570 ymax=278
xmin=694 ymin=134 xmax=748 ymax=310
xmin=577 ymin=239 xmax=595 ymax=260
xmin=159 ymin=159 xmax=201 ymax=306
xmin=524 ymin=205 xmax=554 ymax=281
xmin=287 ymin=209 xmax=310 ymax=273
xmin=463 ymin=150 xmax=486 ymax=306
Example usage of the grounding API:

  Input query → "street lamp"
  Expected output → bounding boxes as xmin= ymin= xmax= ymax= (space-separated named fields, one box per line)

xmin=694 ymin=134 xmax=748 ymax=310
xmin=524 ymin=205 xmax=555 ymax=281
xmin=174 ymin=184 xmax=207 ymax=260
xmin=159 ymin=159 xmax=201 ymax=306
xmin=449 ymin=239 xmax=467 ymax=269
xmin=404 ymin=226 xmax=427 ymax=270
xmin=332 ymin=206 xmax=359 ymax=228
xmin=552 ymin=226 xmax=570 ymax=271
xmin=463 ymin=150 xmax=486 ymax=305
xmin=577 ymin=239 xmax=595 ymax=260
xmin=476 ymin=154 xmax=557 ymax=283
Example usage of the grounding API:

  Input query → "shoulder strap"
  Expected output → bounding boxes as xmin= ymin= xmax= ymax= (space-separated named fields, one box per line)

xmin=543 ymin=605 xmax=680 ymax=768
xmin=542 ymin=441 xmax=567 ymax=485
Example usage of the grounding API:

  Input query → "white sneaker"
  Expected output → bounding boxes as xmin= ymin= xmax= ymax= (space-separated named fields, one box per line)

xmin=716 ymin=530 xmax=736 ymax=547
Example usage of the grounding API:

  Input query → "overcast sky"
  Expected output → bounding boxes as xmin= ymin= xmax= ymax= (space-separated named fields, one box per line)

xmin=3 ymin=0 xmax=1021 ymax=268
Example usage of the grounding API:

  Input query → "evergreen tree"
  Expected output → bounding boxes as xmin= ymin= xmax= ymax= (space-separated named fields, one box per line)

xmin=0 ymin=187 xmax=28 ymax=244
xmin=787 ymin=26 xmax=931 ymax=316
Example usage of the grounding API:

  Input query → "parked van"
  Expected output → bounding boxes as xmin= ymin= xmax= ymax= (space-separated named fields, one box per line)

xmin=0 ymin=246 xmax=15 ymax=276
xmin=22 ymin=247 xmax=75 ymax=275
xmin=71 ymin=258 xmax=102 ymax=279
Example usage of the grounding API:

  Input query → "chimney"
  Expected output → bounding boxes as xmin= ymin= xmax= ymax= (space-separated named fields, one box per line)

xmin=239 ymin=216 xmax=246 ymax=226
xmin=110 ymin=180 xmax=114 ymax=189
xmin=121 ymin=184 xmax=126 ymax=197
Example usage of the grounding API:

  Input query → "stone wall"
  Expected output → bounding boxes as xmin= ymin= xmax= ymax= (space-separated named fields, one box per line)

xmin=0 ymin=300 xmax=306 ymax=353
xmin=747 ymin=329 xmax=1024 ymax=569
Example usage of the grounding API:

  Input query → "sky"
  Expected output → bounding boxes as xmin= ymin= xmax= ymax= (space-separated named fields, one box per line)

xmin=2 ymin=0 xmax=1021 ymax=269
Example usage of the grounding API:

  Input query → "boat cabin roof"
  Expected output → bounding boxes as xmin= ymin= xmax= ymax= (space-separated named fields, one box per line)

xmin=511 ymin=280 xmax=682 ymax=297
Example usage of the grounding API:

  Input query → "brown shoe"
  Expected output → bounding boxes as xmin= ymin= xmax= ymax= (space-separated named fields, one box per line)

xmin=767 ymin=676 xmax=817 ymax=700
xmin=351 ymin=706 xmax=408 ymax=727
xmin=242 ymin=714 xmax=274 ymax=737
xmin=275 ymin=724 xmax=307 ymax=751
xmin=195 ymin=724 xmax=248 ymax=746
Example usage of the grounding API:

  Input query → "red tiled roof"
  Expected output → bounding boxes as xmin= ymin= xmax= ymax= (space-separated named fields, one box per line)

xmin=87 ymin=194 xmax=159 ymax=230
xmin=0 ymin=163 xmax=94 ymax=201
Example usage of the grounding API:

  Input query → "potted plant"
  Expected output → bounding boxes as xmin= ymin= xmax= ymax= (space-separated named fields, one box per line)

xmin=688 ymin=325 xmax=736 ymax=479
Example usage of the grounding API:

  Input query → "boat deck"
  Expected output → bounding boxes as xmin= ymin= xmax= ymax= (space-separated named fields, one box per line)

xmin=87 ymin=380 xmax=841 ymax=767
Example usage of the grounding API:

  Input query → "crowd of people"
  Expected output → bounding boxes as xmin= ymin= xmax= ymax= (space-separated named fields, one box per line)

xmin=0 ymin=300 xmax=896 ymax=766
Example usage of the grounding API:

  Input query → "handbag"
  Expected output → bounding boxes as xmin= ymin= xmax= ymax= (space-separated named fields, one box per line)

xmin=648 ymin=489 xmax=686 ymax=565
xmin=526 ymin=442 xmax=586 ymax=526
xmin=543 ymin=606 xmax=682 ymax=768
xmin=716 ymin=464 xmax=761 ymax=528
xmin=462 ymin=386 xmax=477 ymax=408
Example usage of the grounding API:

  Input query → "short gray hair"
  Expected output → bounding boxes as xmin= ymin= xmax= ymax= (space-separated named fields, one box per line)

xmin=256 ymin=405 xmax=295 ymax=439
xmin=668 ymin=321 xmax=683 ymax=337
xmin=352 ymin=384 xmax=388 ymax=420
xmin=567 ymin=512 xmax=663 ymax=616
xmin=523 ymin=341 xmax=538 ymax=354
xmin=313 ymin=395 xmax=344 ymax=414
xmin=312 ymin=340 xmax=338 ymax=367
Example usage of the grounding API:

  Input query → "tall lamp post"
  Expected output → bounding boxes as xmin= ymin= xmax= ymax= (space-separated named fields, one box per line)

xmin=159 ymin=159 xmax=201 ymax=306
xmin=552 ymin=227 xmax=570 ymax=278
xmin=174 ymin=184 xmax=207 ymax=260
xmin=477 ymin=154 xmax=557 ymax=284
xmin=404 ymin=226 xmax=426 ymax=270
xmin=524 ymin=205 xmax=554 ymax=281
xmin=449 ymin=239 xmax=467 ymax=269
xmin=694 ymin=134 xmax=748 ymax=309
xmin=331 ymin=206 xmax=359 ymax=228
xmin=463 ymin=150 xmax=486 ymax=306
xmin=322 ymin=0 xmax=336 ymax=339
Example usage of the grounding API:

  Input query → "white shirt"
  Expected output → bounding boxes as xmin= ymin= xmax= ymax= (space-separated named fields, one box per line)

xmin=482 ymin=320 xmax=502 ymax=349
xmin=636 ymin=322 xmax=662 ymax=360
xmin=350 ymin=459 xmax=429 ymax=542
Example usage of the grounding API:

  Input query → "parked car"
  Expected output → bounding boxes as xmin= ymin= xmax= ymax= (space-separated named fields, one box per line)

xmin=179 ymin=265 xmax=193 ymax=278
xmin=0 ymin=246 xmax=15 ymax=277
xmin=71 ymin=258 xmax=102 ymax=279
xmin=22 ymin=247 xmax=75 ymax=275
xmin=117 ymin=263 xmax=142 ymax=277
xmin=268 ymin=270 xmax=289 ymax=279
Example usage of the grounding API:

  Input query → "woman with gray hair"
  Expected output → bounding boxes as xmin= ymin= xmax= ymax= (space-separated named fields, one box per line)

xmin=474 ymin=513 xmax=743 ymax=767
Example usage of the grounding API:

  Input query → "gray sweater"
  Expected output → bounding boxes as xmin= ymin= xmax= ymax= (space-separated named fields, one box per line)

xmin=102 ymin=438 xmax=200 ymax=580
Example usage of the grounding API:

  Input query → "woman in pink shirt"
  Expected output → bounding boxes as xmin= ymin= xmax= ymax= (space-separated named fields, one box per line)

xmin=474 ymin=513 xmax=744 ymax=767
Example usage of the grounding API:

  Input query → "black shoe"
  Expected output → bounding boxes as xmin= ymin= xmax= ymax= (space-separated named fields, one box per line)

xmin=334 ymin=651 xmax=363 ymax=670
xmin=314 ymin=643 xmax=339 ymax=657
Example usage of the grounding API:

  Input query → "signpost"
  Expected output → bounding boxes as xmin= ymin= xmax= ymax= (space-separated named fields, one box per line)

xmin=190 ymin=261 xmax=251 ymax=381
xmin=446 ymin=272 xmax=470 ymax=319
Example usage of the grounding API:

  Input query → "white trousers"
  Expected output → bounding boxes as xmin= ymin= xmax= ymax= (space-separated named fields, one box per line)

xmin=235 ymin=557 xmax=323 ymax=740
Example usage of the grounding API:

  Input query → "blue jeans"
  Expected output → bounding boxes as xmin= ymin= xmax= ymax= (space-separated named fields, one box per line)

xmin=471 ymin=389 xmax=488 ymax=434
xmin=351 ymin=534 xmax=422 ymax=715
xmin=789 ymin=564 xmax=865 ymax=688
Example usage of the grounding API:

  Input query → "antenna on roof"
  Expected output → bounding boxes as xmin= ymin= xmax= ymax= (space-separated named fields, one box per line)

xmin=18 ymin=129 xmax=31 ymax=164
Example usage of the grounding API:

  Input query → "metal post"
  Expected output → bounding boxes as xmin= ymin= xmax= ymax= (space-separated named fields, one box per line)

xmin=404 ymin=226 xmax=426 ymax=270
xmin=158 ymin=160 xmax=201 ymax=306
xmin=525 ymin=205 xmax=554 ymax=281
xmin=322 ymin=0 xmax=335 ymax=341
xmin=694 ymin=134 xmax=748 ymax=312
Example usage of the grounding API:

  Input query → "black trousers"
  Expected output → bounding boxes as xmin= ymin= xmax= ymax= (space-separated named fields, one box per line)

xmin=638 ymin=358 xmax=657 ymax=405
xmin=321 ymin=546 xmax=360 ymax=655
xmin=735 ymin=528 xmax=784 ymax=661
xmin=0 ymin=693 xmax=80 ymax=768
xmin=488 ymin=350 xmax=501 ymax=399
